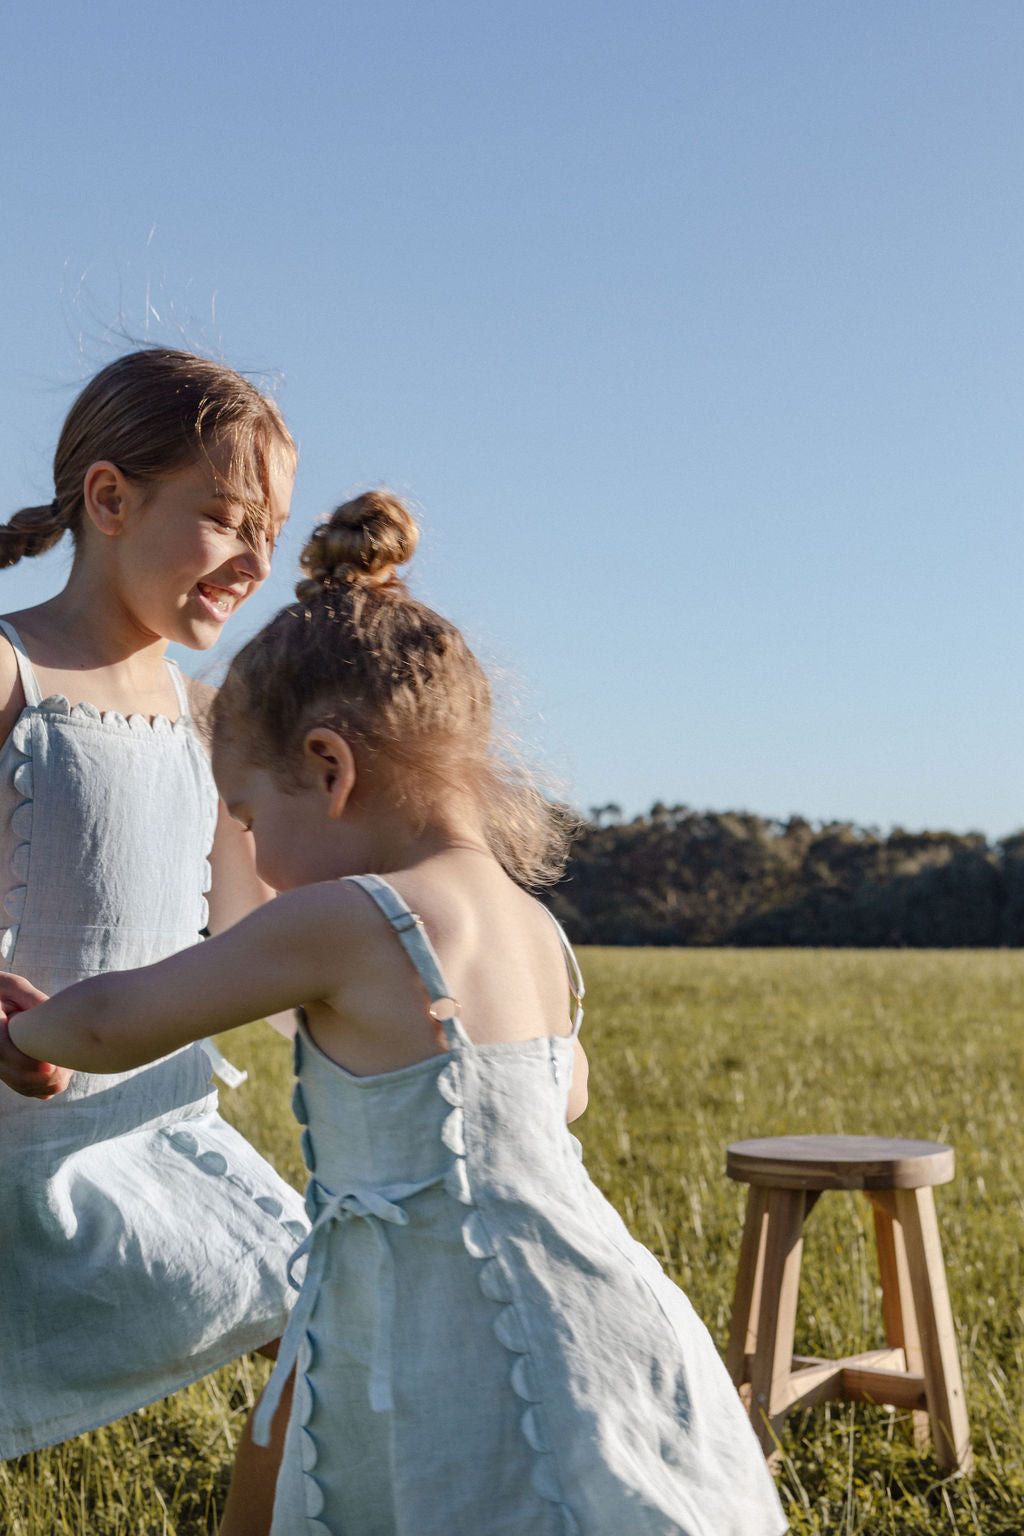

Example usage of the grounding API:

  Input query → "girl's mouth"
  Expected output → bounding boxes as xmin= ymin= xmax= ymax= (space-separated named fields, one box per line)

xmin=196 ymin=583 xmax=241 ymax=621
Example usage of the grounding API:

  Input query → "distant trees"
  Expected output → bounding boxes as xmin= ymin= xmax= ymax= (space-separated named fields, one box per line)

xmin=546 ymin=804 xmax=1024 ymax=946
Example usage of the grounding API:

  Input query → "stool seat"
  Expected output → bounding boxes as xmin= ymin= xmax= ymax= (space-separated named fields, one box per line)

xmin=727 ymin=1134 xmax=955 ymax=1191
xmin=725 ymin=1133 xmax=972 ymax=1473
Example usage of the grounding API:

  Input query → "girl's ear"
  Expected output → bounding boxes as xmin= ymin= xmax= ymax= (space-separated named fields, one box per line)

xmin=302 ymin=728 xmax=357 ymax=820
xmin=82 ymin=461 xmax=134 ymax=537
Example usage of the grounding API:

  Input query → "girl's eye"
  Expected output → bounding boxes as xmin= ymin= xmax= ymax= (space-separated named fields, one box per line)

xmin=205 ymin=511 xmax=242 ymax=533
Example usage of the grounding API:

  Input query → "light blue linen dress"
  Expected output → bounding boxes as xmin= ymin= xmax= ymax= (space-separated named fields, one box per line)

xmin=257 ymin=874 xmax=787 ymax=1536
xmin=0 ymin=620 xmax=308 ymax=1459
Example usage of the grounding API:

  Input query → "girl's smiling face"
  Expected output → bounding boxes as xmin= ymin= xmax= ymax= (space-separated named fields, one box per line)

xmin=86 ymin=447 xmax=294 ymax=650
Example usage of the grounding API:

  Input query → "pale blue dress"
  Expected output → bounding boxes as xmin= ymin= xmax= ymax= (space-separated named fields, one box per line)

xmin=0 ymin=620 xmax=308 ymax=1459
xmin=256 ymin=874 xmax=787 ymax=1536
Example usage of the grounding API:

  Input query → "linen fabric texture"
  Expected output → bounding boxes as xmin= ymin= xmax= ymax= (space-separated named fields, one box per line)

xmin=0 ymin=620 xmax=307 ymax=1458
xmin=260 ymin=873 xmax=787 ymax=1536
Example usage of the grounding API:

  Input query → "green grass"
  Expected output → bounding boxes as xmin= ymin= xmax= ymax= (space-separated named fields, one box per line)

xmin=3 ymin=949 xmax=1023 ymax=1532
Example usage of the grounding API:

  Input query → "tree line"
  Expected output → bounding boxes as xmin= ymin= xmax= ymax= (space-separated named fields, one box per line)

xmin=545 ymin=804 xmax=1024 ymax=946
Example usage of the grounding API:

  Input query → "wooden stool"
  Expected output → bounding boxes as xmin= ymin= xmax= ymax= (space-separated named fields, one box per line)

xmin=725 ymin=1134 xmax=972 ymax=1472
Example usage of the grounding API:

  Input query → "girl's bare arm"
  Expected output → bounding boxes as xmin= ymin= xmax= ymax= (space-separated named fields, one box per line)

xmin=6 ymin=885 xmax=353 ymax=1072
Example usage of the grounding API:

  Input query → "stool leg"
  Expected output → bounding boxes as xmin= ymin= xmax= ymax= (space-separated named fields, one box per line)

xmin=870 ymin=1190 xmax=931 ymax=1450
xmin=893 ymin=1187 xmax=973 ymax=1474
xmin=726 ymin=1186 xmax=768 ymax=1386
xmin=746 ymin=1188 xmax=806 ymax=1455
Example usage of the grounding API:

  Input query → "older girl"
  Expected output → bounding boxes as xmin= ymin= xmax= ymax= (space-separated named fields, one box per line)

xmin=0 ymin=349 xmax=306 ymax=1532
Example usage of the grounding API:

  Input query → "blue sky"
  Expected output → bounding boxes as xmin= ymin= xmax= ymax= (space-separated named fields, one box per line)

xmin=3 ymin=2 xmax=1024 ymax=835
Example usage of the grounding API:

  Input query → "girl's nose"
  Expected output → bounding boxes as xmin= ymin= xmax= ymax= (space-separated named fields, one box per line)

xmin=233 ymin=538 xmax=272 ymax=583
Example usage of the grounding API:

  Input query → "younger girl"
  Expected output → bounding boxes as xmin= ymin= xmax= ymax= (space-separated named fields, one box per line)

xmin=2 ymin=491 xmax=787 ymax=1535
xmin=0 ymin=350 xmax=307 ymax=1515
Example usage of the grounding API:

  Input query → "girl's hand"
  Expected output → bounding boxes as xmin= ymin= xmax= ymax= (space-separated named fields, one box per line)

xmin=0 ymin=973 xmax=71 ymax=1099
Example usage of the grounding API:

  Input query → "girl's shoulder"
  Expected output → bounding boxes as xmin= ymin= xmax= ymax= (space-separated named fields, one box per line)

xmin=220 ymin=877 xmax=396 ymax=1000
xmin=371 ymin=862 xmax=571 ymax=999
xmin=381 ymin=859 xmax=550 ymax=939
xmin=261 ymin=876 xmax=394 ymax=944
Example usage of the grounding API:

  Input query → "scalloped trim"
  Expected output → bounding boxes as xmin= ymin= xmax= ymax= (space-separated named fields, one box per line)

xmin=283 ymin=1033 xmax=581 ymax=1532
xmin=198 ymin=856 xmax=212 ymax=933
xmin=2 ymin=700 xmax=214 ymax=956
xmin=294 ymin=1360 xmax=331 ymax=1526
xmin=2 ymin=725 xmax=33 ymax=963
xmin=437 ymin=1054 xmax=581 ymax=1534
xmin=161 ymin=1125 xmax=308 ymax=1242
xmin=34 ymin=694 xmax=191 ymax=735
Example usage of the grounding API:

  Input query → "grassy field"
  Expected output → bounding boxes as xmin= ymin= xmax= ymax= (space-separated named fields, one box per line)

xmin=2 ymin=948 xmax=1023 ymax=1533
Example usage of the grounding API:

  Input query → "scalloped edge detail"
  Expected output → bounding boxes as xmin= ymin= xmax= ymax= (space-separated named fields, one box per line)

xmin=493 ymin=1304 xmax=528 ymax=1353
xmin=9 ymin=717 xmax=32 ymax=752
xmin=5 ymin=727 xmax=32 ymax=954
xmin=521 ymin=1403 xmax=551 ymax=1453
xmin=159 ymin=1124 xmax=310 ymax=1251
xmin=281 ymin=1017 xmax=581 ymax=1531
xmin=292 ymin=1352 xmax=331 ymax=1520
xmin=2 ymin=702 xmax=212 ymax=972
xmin=440 ymin=1054 xmax=579 ymax=1528
xmin=199 ymin=856 xmax=213 ymax=932
xmin=292 ymin=1080 xmax=309 ymax=1125
xmin=32 ymin=694 xmax=192 ymax=735
xmin=440 ymin=1104 xmax=466 ymax=1156
xmin=510 ymin=1352 xmax=540 ymax=1401
xmin=304 ymin=1474 xmax=325 ymax=1519
xmin=444 ymin=1158 xmax=473 ymax=1205
xmin=437 ymin=1057 xmax=463 ymax=1105
xmin=477 ymin=1255 xmax=511 ymax=1303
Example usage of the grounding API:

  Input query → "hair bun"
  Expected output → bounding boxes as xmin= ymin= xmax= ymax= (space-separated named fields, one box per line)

xmin=297 ymin=490 xmax=418 ymax=599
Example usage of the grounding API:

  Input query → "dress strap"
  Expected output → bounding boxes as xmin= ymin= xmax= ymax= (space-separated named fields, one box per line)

xmin=0 ymin=619 xmax=43 ymax=707
xmin=163 ymin=657 xmax=191 ymax=720
xmin=346 ymin=873 xmax=471 ymax=1050
xmin=543 ymin=908 xmax=585 ymax=1037
xmin=0 ymin=622 xmax=192 ymax=724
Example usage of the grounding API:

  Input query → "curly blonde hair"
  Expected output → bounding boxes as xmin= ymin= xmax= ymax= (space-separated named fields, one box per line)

xmin=213 ymin=490 xmax=574 ymax=889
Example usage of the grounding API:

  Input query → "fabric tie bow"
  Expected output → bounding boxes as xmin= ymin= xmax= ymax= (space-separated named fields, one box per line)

xmin=252 ymin=1175 xmax=440 ymax=1445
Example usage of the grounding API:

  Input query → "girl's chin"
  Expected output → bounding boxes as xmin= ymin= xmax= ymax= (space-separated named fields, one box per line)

xmin=173 ymin=621 xmax=230 ymax=653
